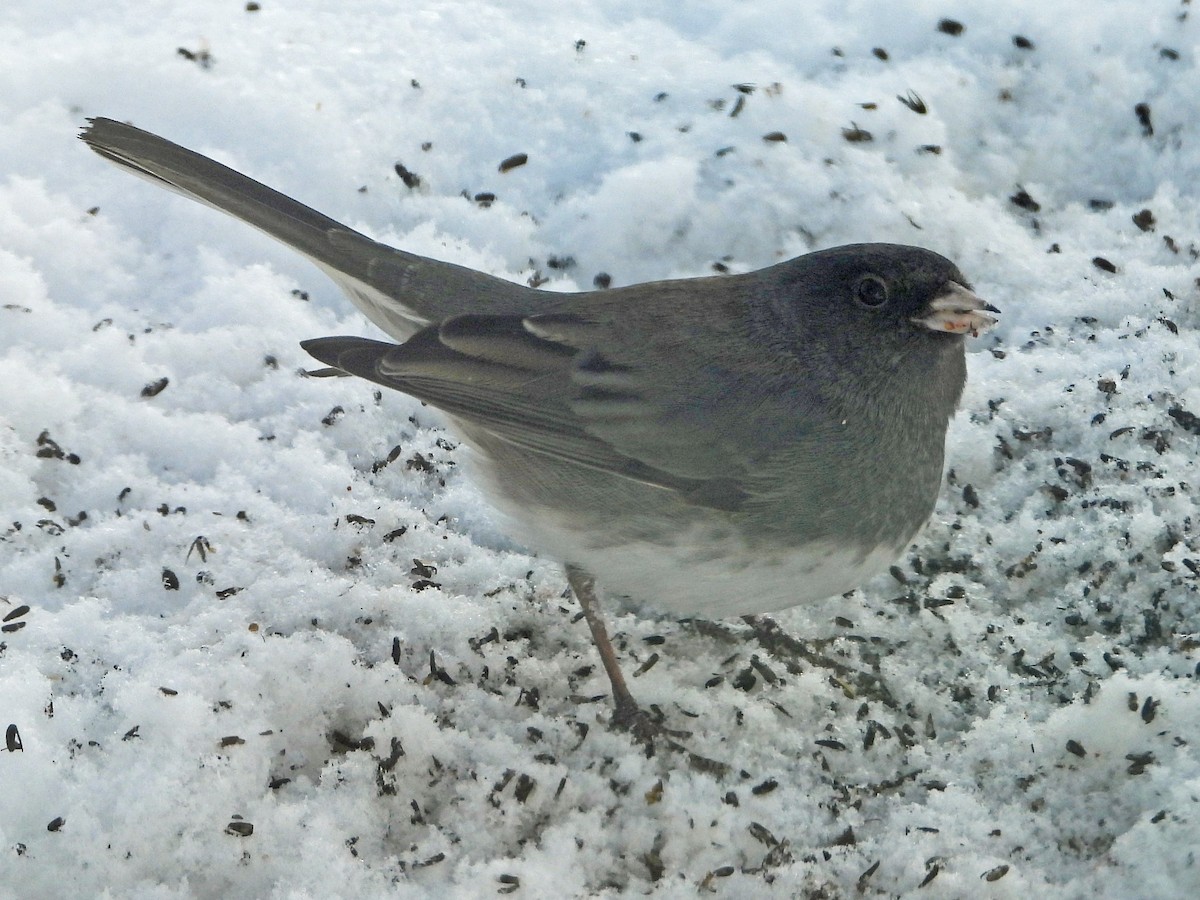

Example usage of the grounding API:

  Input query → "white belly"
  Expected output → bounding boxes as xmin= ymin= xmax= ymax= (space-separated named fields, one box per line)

xmin=512 ymin=511 xmax=910 ymax=619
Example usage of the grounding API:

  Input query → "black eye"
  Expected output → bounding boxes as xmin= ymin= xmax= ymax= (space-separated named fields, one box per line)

xmin=854 ymin=274 xmax=889 ymax=307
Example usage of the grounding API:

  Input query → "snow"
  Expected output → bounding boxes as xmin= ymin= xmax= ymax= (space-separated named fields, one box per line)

xmin=2 ymin=0 xmax=1199 ymax=896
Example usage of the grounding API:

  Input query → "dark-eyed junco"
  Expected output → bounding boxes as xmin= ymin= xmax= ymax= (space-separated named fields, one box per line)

xmin=81 ymin=117 xmax=997 ymax=740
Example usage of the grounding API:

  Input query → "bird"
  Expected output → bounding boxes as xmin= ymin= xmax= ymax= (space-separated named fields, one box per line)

xmin=80 ymin=117 xmax=998 ymax=742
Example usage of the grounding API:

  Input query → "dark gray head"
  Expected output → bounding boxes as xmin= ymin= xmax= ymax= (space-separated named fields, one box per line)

xmin=746 ymin=243 xmax=997 ymax=419
xmin=756 ymin=243 xmax=993 ymax=352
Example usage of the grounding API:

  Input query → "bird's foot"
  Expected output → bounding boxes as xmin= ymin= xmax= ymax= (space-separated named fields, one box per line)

xmin=609 ymin=700 xmax=691 ymax=755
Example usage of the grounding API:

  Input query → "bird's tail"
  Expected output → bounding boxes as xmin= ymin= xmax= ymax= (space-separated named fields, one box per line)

xmin=80 ymin=117 xmax=532 ymax=339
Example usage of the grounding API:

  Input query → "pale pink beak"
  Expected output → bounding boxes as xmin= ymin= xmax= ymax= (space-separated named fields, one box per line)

xmin=912 ymin=282 xmax=999 ymax=337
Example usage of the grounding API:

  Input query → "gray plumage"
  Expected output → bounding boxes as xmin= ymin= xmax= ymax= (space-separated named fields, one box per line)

xmin=80 ymin=117 xmax=996 ymax=620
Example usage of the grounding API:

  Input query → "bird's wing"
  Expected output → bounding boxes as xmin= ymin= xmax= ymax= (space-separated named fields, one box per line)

xmin=301 ymin=310 xmax=776 ymax=510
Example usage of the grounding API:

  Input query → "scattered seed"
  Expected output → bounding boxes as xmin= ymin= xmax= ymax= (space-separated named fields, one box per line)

xmin=1010 ymin=189 xmax=1040 ymax=212
xmin=897 ymin=91 xmax=927 ymax=114
xmin=141 ymin=377 xmax=169 ymax=398
xmin=751 ymin=777 xmax=778 ymax=795
xmin=1141 ymin=696 xmax=1159 ymax=724
xmin=498 ymin=153 xmax=528 ymax=173
xmin=514 ymin=773 xmax=536 ymax=803
xmin=858 ymin=860 xmax=881 ymax=889
xmin=919 ymin=861 xmax=940 ymax=887
xmin=633 ymin=653 xmax=660 ymax=677
xmin=394 ymin=163 xmax=421 ymax=189
xmin=983 ymin=864 xmax=1010 ymax=882
xmin=842 ymin=123 xmax=873 ymax=142
xmin=831 ymin=826 xmax=856 ymax=846
xmin=1132 ymin=209 xmax=1155 ymax=231
xmin=1134 ymin=102 xmax=1153 ymax=136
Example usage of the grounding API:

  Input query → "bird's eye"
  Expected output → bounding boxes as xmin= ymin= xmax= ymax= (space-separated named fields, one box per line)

xmin=854 ymin=274 xmax=889 ymax=307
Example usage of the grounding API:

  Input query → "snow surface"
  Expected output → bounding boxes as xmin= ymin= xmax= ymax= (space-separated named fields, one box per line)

xmin=2 ymin=1 xmax=1200 ymax=897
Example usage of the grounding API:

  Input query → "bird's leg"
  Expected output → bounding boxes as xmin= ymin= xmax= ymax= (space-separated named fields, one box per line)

xmin=566 ymin=566 xmax=693 ymax=752
xmin=565 ymin=564 xmax=642 ymax=727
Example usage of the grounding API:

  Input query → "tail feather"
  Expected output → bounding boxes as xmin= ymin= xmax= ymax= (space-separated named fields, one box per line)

xmin=80 ymin=118 xmax=536 ymax=339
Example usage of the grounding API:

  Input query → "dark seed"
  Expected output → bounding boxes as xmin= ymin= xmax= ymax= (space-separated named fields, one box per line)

xmin=897 ymin=91 xmax=926 ymax=114
xmin=633 ymin=653 xmax=659 ymax=676
xmin=937 ymin=19 xmax=964 ymax=36
xmin=858 ymin=860 xmax=881 ymax=888
xmin=751 ymin=777 xmax=778 ymax=795
xmin=1134 ymin=102 xmax=1153 ymax=136
xmin=1010 ymin=189 xmax=1040 ymax=212
xmin=748 ymin=822 xmax=778 ymax=846
xmin=140 ymin=377 xmax=169 ymax=398
xmin=498 ymin=153 xmax=528 ymax=173
xmin=225 ymin=821 xmax=254 ymax=837
xmin=514 ymin=773 xmax=536 ymax=803
xmin=1013 ymin=35 xmax=1034 ymax=50
xmin=1141 ymin=696 xmax=1159 ymax=724
xmin=1092 ymin=256 xmax=1118 ymax=273
xmin=394 ymin=163 xmax=421 ymax=189
xmin=1066 ymin=739 xmax=1086 ymax=757
xmin=919 ymin=862 xmax=940 ymax=887
xmin=831 ymin=826 xmax=856 ymax=846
